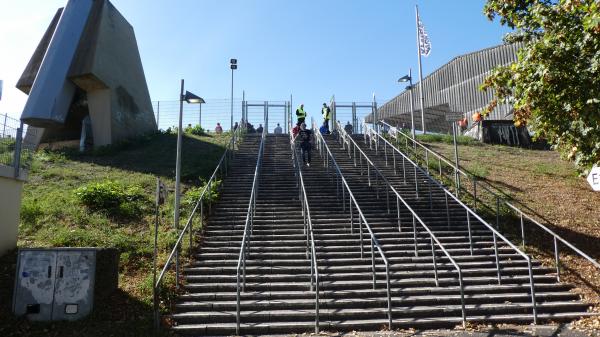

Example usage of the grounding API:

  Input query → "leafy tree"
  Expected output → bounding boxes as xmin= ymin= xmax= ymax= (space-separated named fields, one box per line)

xmin=481 ymin=0 xmax=600 ymax=172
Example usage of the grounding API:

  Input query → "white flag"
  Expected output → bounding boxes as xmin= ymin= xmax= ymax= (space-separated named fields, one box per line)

xmin=417 ymin=16 xmax=431 ymax=57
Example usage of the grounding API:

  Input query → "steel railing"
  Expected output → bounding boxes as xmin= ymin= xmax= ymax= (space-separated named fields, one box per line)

xmin=235 ymin=127 xmax=266 ymax=334
xmin=290 ymin=129 xmax=320 ymax=333
xmin=334 ymin=121 xmax=467 ymax=327
xmin=153 ymin=124 xmax=243 ymax=333
xmin=314 ymin=124 xmax=393 ymax=329
xmin=505 ymin=202 xmax=600 ymax=282
xmin=363 ymin=122 xmax=539 ymax=324
xmin=378 ymin=120 xmax=600 ymax=287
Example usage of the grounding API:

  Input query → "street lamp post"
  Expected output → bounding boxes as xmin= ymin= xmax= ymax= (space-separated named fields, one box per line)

xmin=230 ymin=59 xmax=237 ymax=131
xmin=174 ymin=79 xmax=204 ymax=289
xmin=398 ymin=68 xmax=416 ymax=140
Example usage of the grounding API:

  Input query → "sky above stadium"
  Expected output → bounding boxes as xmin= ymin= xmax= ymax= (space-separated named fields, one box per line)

xmin=0 ymin=0 xmax=510 ymax=124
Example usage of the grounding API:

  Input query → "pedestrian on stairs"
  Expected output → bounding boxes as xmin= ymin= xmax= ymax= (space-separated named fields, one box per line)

xmin=296 ymin=104 xmax=307 ymax=124
xmin=274 ymin=123 xmax=283 ymax=134
xmin=322 ymin=103 xmax=331 ymax=133
xmin=298 ymin=122 xmax=313 ymax=166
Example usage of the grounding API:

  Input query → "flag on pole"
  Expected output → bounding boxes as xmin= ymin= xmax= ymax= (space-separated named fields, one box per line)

xmin=417 ymin=14 xmax=431 ymax=57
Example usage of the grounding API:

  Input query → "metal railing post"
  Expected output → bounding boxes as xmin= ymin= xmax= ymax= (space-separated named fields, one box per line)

xmin=13 ymin=122 xmax=23 ymax=178
xmin=359 ymin=215 xmax=364 ymax=259
xmin=396 ymin=198 xmax=402 ymax=232
xmin=520 ymin=212 xmax=526 ymax=249
xmin=528 ymin=257 xmax=538 ymax=324
xmin=466 ymin=210 xmax=473 ymax=255
xmin=554 ymin=237 xmax=560 ymax=282
xmin=412 ymin=215 xmax=419 ymax=256
xmin=371 ymin=239 xmax=376 ymax=289
xmin=431 ymin=236 xmax=439 ymax=286
xmin=445 ymin=192 xmax=451 ymax=229
xmin=493 ymin=232 xmax=501 ymax=284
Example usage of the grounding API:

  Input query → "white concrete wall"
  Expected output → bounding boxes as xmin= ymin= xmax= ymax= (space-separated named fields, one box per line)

xmin=0 ymin=166 xmax=25 ymax=256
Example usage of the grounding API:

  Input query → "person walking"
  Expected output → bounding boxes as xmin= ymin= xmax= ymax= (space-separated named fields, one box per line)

xmin=344 ymin=121 xmax=353 ymax=134
xmin=321 ymin=103 xmax=331 ymax=133
xmin=256 ymin=124 xmax=264 ymax=134
xmin=215 ymin=122 xmax=223 ymax=134
xmin=274 ymin=123 xmax=283 ymax=134
xmin=296 ymin=104 xmax=307 ymax=124
xmin=297 ymin=122 xmax=313 ymax=166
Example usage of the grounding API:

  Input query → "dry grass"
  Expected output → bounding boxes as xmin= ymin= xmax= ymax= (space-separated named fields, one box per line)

xmin=417 ymin=140 xmax=600 ymax=336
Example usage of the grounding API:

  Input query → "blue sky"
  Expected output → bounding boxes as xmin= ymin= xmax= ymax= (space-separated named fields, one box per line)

xmin=0 ymin=0 xmax=510 ymax=125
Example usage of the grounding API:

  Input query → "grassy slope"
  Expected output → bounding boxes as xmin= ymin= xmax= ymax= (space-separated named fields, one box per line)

xmin=0 ymin=131 xmax=231 ymax=337
xmin=415 ymin=137 xmax=600 ymax=307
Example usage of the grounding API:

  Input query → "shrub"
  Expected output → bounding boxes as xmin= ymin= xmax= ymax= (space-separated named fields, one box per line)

xmin=75 ymin=181 xmax=149 ymax=219
xmin=184 ymin=124 xmax=207 ymax=136
xmin=182 ymin=179 xmax=221 ymax=209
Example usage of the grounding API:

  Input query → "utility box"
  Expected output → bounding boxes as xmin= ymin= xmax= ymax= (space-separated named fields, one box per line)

xmin=13 ymin=248 xmax=96 ymax=321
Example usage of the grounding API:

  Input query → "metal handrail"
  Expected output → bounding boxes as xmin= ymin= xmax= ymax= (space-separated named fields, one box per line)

xmin=505 ymin=201 xmax=600 ymax=282
xmin=314 ymin=124 xmax=393 ymax=329
xmin=290 ymin=130 xmax=320 ymax=333
xmin=379 ymin=120 xmax=600 ymax=287
xmin=379 ymin=120 xmax=509 ymax=214
xmin=235 ymin=128 xmax=266 ymax=335
xmin=364 ymin=122 xmax=539 ymax=324
xmin=335 ymin=121 xmax=467 ymax=327
xmin=153 ymin=124 xmax=243 ymax=332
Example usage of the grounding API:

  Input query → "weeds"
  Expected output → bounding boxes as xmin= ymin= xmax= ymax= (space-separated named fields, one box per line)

xmin=75 ymin=181 xmax=150 ymax=220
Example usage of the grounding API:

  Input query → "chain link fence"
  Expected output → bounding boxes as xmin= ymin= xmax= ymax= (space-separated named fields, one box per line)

xmin=0 ymin=113 xmax=37 ymax=176
xmin=152 ymin=99 xmax=244 ymax=132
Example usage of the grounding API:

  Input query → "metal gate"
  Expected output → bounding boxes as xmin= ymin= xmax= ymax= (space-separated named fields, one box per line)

xmin=330 ymin=96 xmax=378 ymax=134
xmin=242 ymin=100 xmax=292 ymax=133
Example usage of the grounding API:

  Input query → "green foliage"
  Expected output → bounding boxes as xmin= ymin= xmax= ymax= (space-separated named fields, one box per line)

xmin=184 ymin=124 xmax=207 ymax=136
xmin=20 ymin=198 xmax=44 ymax=229
xmin=75 ymin=181 xmax=150 ymax=219
xmin=482 ymin=0 xmax=600 ymax=173
xmin=35 ymin=149 xmax=68 ymax=163
xmin=182 ymin=179 xmax=221 ymax=209
xmin=415 ymin=133 xmax=481 ymax=146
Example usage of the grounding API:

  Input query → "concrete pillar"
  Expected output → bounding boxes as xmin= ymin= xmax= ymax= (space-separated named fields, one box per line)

xmin=87 ymin=89 xmax=112 ymax=147
xmin=0 ymin=166 xmax=25 ymax=256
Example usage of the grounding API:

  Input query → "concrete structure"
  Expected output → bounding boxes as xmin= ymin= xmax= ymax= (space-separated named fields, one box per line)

xmin=370 ymin=43 xmax=522 ymax=134
xmin=0 ymin=166 xmax=26 ymax=256
xmin=17 ymin=0 xmax=156 ymax=147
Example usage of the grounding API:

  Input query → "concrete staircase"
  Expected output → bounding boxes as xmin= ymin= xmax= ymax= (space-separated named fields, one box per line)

xmin=170 ymin=132 xmax=589 ymax=336
xmin=173 ymin=134 xmax=316 ymax=335
xmin=318 ymin=133 xmax=588 ymax=325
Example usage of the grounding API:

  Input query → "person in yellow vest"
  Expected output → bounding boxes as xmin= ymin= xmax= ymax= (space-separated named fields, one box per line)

xmin=321 ymin=103 xmax=331 ymax=133
xmin=296 ymin=104 xmax=306 ymax=124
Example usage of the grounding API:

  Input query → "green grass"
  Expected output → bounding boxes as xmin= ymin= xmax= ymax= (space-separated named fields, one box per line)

xmin=1 ymin=131 xmax=232 ymax=336
xmin=397 ymin=130 xmax=479 ymax=146
xmin=415 ymin=133 xmax=481 ymax=146
xmin=469 ymin=164 xmax=490 ymax=178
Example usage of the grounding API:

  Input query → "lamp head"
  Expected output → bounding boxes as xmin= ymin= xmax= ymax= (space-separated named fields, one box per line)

xmin=398 ymin=75 xmax=411 ymax=83
xmin=183 ymin=91 xmax=205 ymax=104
